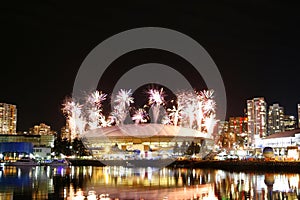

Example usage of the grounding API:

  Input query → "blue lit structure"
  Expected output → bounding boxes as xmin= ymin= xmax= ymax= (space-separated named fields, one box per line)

xmin=0 ymin=142 xmax=33 ymax=154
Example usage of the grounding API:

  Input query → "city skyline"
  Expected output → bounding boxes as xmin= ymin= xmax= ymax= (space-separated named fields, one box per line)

xmin=4 ymin=1 xmax=300 ymax=131
xmin=1 ymin=95 xmax=299 ymax=133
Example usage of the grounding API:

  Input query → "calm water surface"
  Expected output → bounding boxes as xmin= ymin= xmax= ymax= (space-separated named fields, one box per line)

xmin=0 ymin=165 xmax=299 ymax=200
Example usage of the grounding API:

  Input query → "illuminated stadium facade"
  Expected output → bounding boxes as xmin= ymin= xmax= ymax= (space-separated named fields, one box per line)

xmin=81 ymin=124 xmax=214 ymax=166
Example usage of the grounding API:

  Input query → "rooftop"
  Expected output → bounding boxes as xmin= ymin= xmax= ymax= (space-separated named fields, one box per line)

xmin=264 ymin=129 xmax=300 ymax=139
xmin=81 ymin=124 xmax=211 ymax=139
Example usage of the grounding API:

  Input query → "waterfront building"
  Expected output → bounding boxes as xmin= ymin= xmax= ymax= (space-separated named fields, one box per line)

xmin=267 ymin=104 xmax=284 ymax=135
xmin=247 ymin=97 xmax=267 ymax=145
xmin=0 ymin=142 xmax=52 ymax=161
xmin=0 ymin=134 xmax=54 ymax=148
xmin=217 ymin=121 xmax=229 ymax=135
xmin=215 ymin=121 xmax=228 ymax=148
xmin=229 ymin=117 xmax=248 ymax=148
xmin=0 ymin=142 xmax=33 ymax=160
xmin=284 ymin=115 xmax=297 ymax=131
xmin=229 ymin=117 xmax=248 ymax=136
xmin=81 ymin=124 xmax=214 ymax=161
xmin=0 ymin=133 xmax=54 ymax=161
xmin=33 ymin=146 xmax=52 ymax=160
xmin=259 ymin=129 xmax=300 ymax=160
xmin=29 ymin=123 xmax=57 ymax=136
xmin=0 ymin=103 xmax=17 ymax=134
xmin=61 ymin=125 xmax=71 ymax=141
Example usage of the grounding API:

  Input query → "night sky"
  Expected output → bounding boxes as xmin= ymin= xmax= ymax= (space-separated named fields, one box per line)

xmin=4 ymin=1 xmax=300 ymax=132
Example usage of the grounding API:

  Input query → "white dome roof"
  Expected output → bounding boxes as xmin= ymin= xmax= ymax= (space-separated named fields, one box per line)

xmin=81 ymin=124 xmax=210 ymax=139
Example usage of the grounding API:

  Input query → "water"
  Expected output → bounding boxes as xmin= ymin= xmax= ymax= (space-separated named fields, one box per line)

xmin=0 ymin=165 xmax=299 ymax=200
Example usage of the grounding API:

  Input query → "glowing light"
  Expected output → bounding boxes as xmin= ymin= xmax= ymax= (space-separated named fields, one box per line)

xmin=132 ymin=108 xmax=148 ymax=124
xmin=87 ymin=90 xmax=107 ymax=109
xmin=73 ymin=189 xmax=85 ymax=200
xmin=148 ymin=88 xmax=164 ymax=105
xmin=99 ymin=114 xmax=113 ymax=127
xmin=62 ymin=99 xmax=85 ymax=139
xmin=62 ymin=88 xmax=217 ymax=139
xmin=167 ymin=104 xmax=182 ymax=126
xmin=86 ymin=91 xmax=108 ymax=129
xmin=165 ymin=89 xmax=217 ymax=134
xmin=148 ymin=88 xmax=165 ymax=123
xmin=115 ymin=89 xmax=134 ymax=107
xmin=112 ymin=89 xmax=134 ymax=125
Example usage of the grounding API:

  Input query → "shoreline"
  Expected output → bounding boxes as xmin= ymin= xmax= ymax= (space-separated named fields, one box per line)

xmin=67 ymin=158 xmax=300 ymax=172
xmin=168 ymin=160 xmax=300 ymax=173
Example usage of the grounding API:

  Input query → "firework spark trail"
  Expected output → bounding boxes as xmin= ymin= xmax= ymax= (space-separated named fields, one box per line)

xmin=62 ymin=88 xmax=217 ymax=139
xmin=166 ymin=89 xmax=216 ymax=134
xmin=132 ymin=108 xmax=148 ymax=124
xmin=99 ymin=114 xmax=113 ymax=127
xmin=86 ymin=91 xmax=107 ymax=129
xmin=87 ymin=90 xmax=107 ymax=109
xmin=62 ymin=99 xmax=85 ymax=139
xmin=113 ymin=89 xmax=134 ymax=125
xmin=148 ymin=88 xmax=164 ymax=123
xmin=182 ymin=103 xmax=196 ymax=129
xmin=167 ymin=104 xmax=182 ymax=126
xmin=114 ymin=89 xmax=134 ymax=108
xmin=62 ymin=91 xmax=109 ymax=139
xmin=161 ymin=114 xmax=171 ymax=125
xmin=196 ymin=101 xmax=204 ymax=131
xmin=176 ymin=90 xmax=198 ymax=128
xmin=148 ymin=88 xmax=164 ymax=105
xmin=197 ymin=89 xmax=216 ymax=133
xmin=204 ymin=114 xmax=217 ymax=137
xmin=88 ymin=109 xmax=99 ymax=130
xmin=198 ymin=89 xmax=216 ymax=116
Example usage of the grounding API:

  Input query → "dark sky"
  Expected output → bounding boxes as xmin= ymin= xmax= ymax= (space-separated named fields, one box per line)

xmin=3 ymin=1 xmax=300 ymax=132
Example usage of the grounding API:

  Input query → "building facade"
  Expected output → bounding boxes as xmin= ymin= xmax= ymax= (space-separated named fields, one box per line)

xmin=247 ymin=97 xmax=267 ymax=145
xmin=216 ymin=121 xmax=228 ymax=148
xmin=267 ymin=103 xmax=284 ymax=135
xmin=29 ymin=123 xmax=56 ymax=136
xmin=229 ymin=117 xmax=248 ymax=135
xmin=0 ymin=134 xmax=54 ymax=148
xmin=217 ymin=121 xmax=229 ymax=135
xmin=284 ymin=115 xmax=297 ymax=131
xmin=61 ymin=126 xmax=71 ymax=141
xmin=229 ymin=117 xmax=248 ymax=148
xmin=33 ymin=147 xmax=52 ymax=160
xmin=0 ymin=103 xmax=17 ymax=134
xmin=81 ymin=124 xmax=214 ymax=160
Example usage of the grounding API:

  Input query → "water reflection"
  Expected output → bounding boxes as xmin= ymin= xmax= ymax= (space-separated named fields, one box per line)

xmin=0 ymin=165 xmax=299 ymax=200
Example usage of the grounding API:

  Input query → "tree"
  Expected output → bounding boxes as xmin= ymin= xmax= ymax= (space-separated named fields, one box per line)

xmin=71 ymin=137 xmax=91 ymax=157
xmin=53 ymin=138 xmax=71 ymax=157
xmin=186 ymin=141 xmax=200 ymax=155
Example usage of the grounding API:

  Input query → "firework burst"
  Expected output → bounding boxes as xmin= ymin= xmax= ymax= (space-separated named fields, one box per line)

xmin=88 ymin=90 xmax=107 ymax=109
xmin=132 ymin=108 xmax=148 ymax=124
xmin=113 ymin=89 xmax=134 ymax=125
xmin=148 ymin=88 xmax=164 ymax=105
xmin=114 ymin=89 xmax=134 ymax=108
xmin=62 ymin=98 xmax=85 ymax=139
xmin=86 ymin=90 xmax=108 ymax=129
xmin=148 ymin=88 xmax=165 ymax=123
xmin=62 ymin=88 xmax=217 ymax=140
xmin=167 ymin=104 xmax=182 ymax=126
xmin=165 ymin=89 xmax=217 ymax=134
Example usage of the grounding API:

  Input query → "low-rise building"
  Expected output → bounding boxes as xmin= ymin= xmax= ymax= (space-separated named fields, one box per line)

xmin=256 ymin=129 xmax=300 ymax=160
xmin=0 ymin=134 xmax=54 ymax=148
xmin=284 ymin=115 xmax=297 ymax=131
xmin=33 ymin=147 xmax=51 ymax=160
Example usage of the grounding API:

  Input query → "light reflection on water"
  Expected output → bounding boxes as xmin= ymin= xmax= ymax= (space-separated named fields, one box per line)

xmin=0 ymin=165 xmax=299 ymax=200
